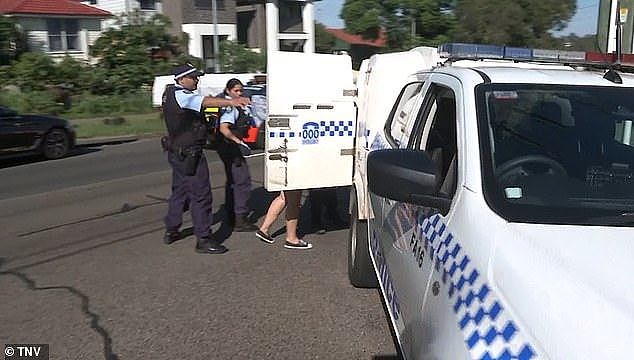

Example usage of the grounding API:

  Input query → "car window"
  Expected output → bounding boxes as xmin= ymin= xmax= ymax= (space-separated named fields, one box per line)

xmin=384 ymin=82 xmax=424 ymax=148
xmin=412 ymin=84 xmax=458 ymax=201
xmin=477 ymin=84 xmax=634 ymax=226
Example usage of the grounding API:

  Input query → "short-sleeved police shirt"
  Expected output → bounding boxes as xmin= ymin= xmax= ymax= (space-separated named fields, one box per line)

xmin=175 ymin=86 xmax=204 ymax=112
xmin=220 ymin=106 xmax=239 ymax=125
xmin=220 ymin=104 xmax=254 ymax=125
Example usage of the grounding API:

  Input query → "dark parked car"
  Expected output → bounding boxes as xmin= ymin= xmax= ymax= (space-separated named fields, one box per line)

xmin=0 ymin=106 xmax=76 ymax=159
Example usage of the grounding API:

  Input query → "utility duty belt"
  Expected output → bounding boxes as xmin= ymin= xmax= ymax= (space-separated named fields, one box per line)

xmin=178 ymin=144 xmax=203 ymax=176
xmin=161 ymin=136 xmax=203 ymax=176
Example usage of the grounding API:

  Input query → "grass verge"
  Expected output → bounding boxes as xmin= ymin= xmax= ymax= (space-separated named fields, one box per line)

xmin=71 ymin=112 xmax=165 ymax=138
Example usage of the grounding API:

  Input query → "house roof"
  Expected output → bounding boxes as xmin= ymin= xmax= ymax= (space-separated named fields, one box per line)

xmin=325 ymin=28 xmax=387 ymax=48
xmin=0 ymin=0 xmax=112 ymax=17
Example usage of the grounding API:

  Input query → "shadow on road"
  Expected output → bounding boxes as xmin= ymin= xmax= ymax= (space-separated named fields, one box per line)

xmin=0 ymin=147 xmax=101 ymax=169
xmin=246 ymin=186 xmax=279 ymax=224
xmin=372 ymin=356 xmax=402 ymax=360
xmin=0 ymin=258 xmax=119 ymax=360
xmin=236 ymin=186 xmax=352 ymax=240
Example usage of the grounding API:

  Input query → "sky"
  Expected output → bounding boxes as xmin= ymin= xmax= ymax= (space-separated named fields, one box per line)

xmin=314 ymin=0 xmax=600 ymax=36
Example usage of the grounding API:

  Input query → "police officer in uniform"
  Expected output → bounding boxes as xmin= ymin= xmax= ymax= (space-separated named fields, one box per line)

xmin=217 ymin=78 xmax=258 ymax=232
xmin=162 ymin=64 xmax=249 ymax=254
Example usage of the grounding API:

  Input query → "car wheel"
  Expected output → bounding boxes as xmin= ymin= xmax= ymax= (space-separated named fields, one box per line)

xmin=42 ymin=128 xmax=70 ymax=159
xmin=348 ymin=188 xmax=378 ymax=288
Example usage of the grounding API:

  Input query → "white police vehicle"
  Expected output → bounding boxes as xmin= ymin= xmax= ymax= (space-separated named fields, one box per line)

xmin=264 ymin=44 xmax=634 ymax=359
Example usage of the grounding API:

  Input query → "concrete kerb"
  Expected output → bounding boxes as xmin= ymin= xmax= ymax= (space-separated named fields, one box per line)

xmin=76 ymin=135 xmax=140 ymax=147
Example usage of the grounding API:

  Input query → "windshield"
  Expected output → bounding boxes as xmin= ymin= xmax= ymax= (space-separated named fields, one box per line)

xmin=476 ymin=84 xmax=634 ymax=226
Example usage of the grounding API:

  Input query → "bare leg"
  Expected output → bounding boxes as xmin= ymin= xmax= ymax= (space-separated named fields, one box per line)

xmin=259 ymin=192 xmax=286 ymax=235
xmin=284 ymin=190 xmax=302 ymax=243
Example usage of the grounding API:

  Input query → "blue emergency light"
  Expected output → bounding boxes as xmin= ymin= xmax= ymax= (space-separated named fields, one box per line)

xmin=438 ymin=43 xmax=587 ymax=63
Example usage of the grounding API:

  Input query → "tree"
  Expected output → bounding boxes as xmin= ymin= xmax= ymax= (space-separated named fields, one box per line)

xmin=341 ymin=0 xmax=454 ymax=50
xmin=90 ymin=11 xmax=190 ymax=94
xmin=315 ymin=22 xmax=336 ymax=53
xmin=0 ymin=15 xmax=27 ymax=65
xmin=219 ymin=40 xmax=265 ymax=73
xmin=451 ymin=0 xmax=576 ymax=48
xmin=558 ymin=34 xmax=601 ymax=52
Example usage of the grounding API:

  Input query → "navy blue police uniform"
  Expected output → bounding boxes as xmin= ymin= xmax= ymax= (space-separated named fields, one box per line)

xmin=162 ymin=64 xmax=227 ymax=254
xmin=217 ymin=99 xmax=257 ymax=231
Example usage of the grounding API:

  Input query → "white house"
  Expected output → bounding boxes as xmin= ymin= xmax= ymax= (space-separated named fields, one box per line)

xmin=78 ymin=0 xmax=163 ymax=30
xmin=0 ymin=0 xmax=112 ymax=61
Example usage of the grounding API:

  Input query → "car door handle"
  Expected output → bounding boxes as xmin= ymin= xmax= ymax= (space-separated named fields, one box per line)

xmin=268 ymin=154 xmax=287 ymax=162
xmin=268 ymin=117 xmax=290 ymax=127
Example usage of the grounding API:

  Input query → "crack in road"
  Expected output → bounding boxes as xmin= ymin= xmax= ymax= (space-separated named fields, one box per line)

xmin=6 ymin=218 xmax=164 ymax=265
xmin=17 ymin=183 xmax=228 ymax=238
xmin=0 ymin=259 xmax=118 ymax=360
xmin=9 ymin=226 xmax=163 ymax=272
xmin=18 ymin=195 xmax=166 ymax=237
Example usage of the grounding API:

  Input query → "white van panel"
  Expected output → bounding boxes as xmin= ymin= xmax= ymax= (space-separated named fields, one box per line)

xmin=265 ymin=51 xmax=355 ymax=191
xmin=354 ymin=47 xmax=440 ymax=219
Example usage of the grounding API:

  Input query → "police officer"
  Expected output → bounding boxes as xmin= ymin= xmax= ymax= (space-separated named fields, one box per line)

xmin=162 ymin=64 xmax=249 ymax=254
xmin=217 ymin=78 xmax=258 ymax=232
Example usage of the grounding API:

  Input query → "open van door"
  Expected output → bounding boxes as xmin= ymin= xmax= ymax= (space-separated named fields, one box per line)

xmin=265 ymin=51 xmax=356 ymax=191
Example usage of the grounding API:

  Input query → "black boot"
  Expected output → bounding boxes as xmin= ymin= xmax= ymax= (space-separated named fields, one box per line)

xmin=195 ymin=237 xmax=228 ymax=254
xmin=234 ymin=215 xmax=258 ymax=232
xmin=164 ymin=230 xmax=181 ymax=245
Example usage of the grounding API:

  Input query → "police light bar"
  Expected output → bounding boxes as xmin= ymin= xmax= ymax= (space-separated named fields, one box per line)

xmin=438 ymin=43 xmax=634 ymax=67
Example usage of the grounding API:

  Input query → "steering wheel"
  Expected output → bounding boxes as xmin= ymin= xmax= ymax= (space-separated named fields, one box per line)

xmin=495 ymin=155 xmax=567 ymax=184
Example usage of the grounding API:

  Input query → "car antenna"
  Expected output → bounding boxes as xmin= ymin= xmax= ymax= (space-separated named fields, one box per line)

xmin=605 ymin=1 xmax=625 ymax=84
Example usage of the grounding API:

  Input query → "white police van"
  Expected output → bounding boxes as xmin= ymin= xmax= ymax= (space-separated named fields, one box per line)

xmin=264 ymin=45 xmax=634 ymax=359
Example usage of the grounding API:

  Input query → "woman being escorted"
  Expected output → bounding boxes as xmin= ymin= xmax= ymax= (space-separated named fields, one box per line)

xmin=256 ymin=190 xmax=312 ymax=250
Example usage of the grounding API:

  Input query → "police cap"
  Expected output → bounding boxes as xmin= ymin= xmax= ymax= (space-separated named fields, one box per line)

xmin=173 ymin=63 xmax=204 ymax=80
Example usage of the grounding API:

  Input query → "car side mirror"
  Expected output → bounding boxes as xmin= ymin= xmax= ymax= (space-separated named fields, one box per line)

xmin=367 ymin=149 xmax=451 ymax=212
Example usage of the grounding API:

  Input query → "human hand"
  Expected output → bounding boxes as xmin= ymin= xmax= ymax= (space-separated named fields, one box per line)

xmin=238 ymin=141 xmax=251 ymax=156
xmin=231 ymin=97 xmax=250 ymax=107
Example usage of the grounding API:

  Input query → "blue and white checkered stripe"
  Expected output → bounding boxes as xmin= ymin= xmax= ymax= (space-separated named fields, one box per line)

xmin=420 ymin=214 xmax=537 ymax=360
xmin=268 ymin=120 xmax=354 ymax=138
xmin=319 ymin=120 xmax=354 ymax=137
xmin=269 ymin=130 xmax=297 ymax=138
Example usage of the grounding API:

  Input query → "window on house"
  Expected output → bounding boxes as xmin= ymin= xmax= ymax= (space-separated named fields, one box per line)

xmin=47 ymin=19 xmax=79 ymax=52
xmin=194 ymin=0 xmax=225 ymax=10
xmin=279 ymin=2 xmax=303 ymax=32
xmin=139 ymin=0 xmax=156 ymax=10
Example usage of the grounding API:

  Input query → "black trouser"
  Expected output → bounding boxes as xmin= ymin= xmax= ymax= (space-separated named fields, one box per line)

xmin=217 ymin=143 xmax=251 ymax=222
xmin=308 ymin=188 xmax=339 ymax=227
xmin=165 ymin=150 xmax=213 ymax=239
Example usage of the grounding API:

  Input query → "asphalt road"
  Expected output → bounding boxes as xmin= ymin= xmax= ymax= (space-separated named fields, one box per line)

xmin=0 ymin=139 xmax=398 ymax=360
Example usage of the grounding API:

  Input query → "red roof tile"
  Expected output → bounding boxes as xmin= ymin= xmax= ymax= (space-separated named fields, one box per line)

xmin=325 ymin=28 xmax=387 ymax=48
xmin=0 ymin=0 xmax=112 ymax=17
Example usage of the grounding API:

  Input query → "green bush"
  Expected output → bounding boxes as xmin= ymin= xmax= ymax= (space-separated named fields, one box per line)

xmin=220 ymin=40 xmax=266 ymax=73
xmin=0 ymin=90 xmax=152 ymax=117
xmin=11 ymin=52 xmax=57 ymax=91
xmin=0 ymin=89 xmax=63 ymax=115
xmin=64 ymin=91 xmax=152 ymax=117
